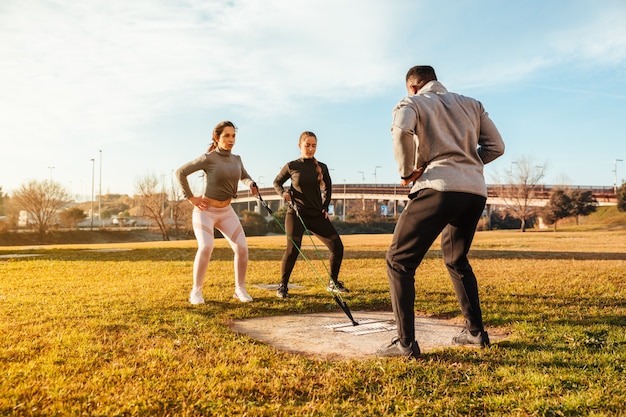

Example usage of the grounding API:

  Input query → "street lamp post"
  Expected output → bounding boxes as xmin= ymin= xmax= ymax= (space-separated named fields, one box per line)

xmin=90 ymin=158 xmax=95 ymax=231
xmin=98 ymin=150 xmax=102 ymax=227
xmin=343 ymin=179 xmax=347 ymax=221
xmin=161 ymin=174 xmax=166 ymax=216
xmin=373 ymin=166 xmax=382 ymax=213
xmin=47 ymin=166 xmax=55 ymax=181
xmin=614 ymin=159 xmax=623 ymax=195
xmin=170 ymin=169 xmax=175 ymax=219
xmin=508 ymin=161 xmax=519 ymax=195
xmin=358 ymin=171 xmax=365 ymax=210
xmin=373 ymin=166 xmax=382 ymax=185
xmin=394 ymin=184 xmax=397 ymax=217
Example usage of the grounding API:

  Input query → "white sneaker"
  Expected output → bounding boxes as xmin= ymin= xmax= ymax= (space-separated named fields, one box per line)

xmin=189 ymin=288 xmax=205 ymax=305
xmin=233 ymin=287 xmax=253 ymax=302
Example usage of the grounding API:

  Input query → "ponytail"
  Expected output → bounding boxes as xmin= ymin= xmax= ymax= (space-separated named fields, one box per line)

xmin=312 ymin=158 xmax=326 ymax=191
xmin=208 ymin=120 xmax=236 ymax=153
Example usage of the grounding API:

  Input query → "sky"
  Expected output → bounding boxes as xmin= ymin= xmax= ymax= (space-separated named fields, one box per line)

xmin=1 ymin=0 xmax=626 ymax=200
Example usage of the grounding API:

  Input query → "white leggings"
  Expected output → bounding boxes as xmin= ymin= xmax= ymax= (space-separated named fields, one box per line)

xmin=192 ymin=205 xmax=248 ymax=290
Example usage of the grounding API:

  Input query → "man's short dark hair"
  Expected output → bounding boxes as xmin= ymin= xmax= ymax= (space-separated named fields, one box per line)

xmin=406 ymin=66 xmax=437 ymax=84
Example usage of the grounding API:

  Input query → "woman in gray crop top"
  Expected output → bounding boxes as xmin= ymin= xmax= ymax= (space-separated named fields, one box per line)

xmin=175 ymin=121 xmax=258 ymax=304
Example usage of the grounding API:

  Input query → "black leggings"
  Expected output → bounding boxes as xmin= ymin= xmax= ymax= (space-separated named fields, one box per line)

xmin=386 ymin=189 xmax=487 ymax=344
xmin=280 ymin=211 xmax=344 ymax=285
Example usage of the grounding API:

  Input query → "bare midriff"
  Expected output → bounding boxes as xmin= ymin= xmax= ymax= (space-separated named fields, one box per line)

xmin=205 ymin=196 xmax=231 ymax=208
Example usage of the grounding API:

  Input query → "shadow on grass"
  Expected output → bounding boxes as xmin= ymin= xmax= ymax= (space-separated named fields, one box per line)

xmin=5 ymin=246 xmax=624 ymax=346
xmin=419 ymin=336 xmax=626 ymax=370
xmin=484 ymin=292 xmax=626 ymax=326
xmin=3 ymin=247 xmax=625 ymax=262
xmin=468 ymin=249 xmax=626 ymax=261
xmin=178 ymin=292 xmax=365 ymax=322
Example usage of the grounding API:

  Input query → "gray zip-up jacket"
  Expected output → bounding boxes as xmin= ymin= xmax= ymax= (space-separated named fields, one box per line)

xmin=391 ymin=80 xmax=505 ymax=198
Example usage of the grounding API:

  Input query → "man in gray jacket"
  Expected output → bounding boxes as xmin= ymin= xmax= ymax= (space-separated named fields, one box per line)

xmin=377 ymin=65 xmax=505 ymax=358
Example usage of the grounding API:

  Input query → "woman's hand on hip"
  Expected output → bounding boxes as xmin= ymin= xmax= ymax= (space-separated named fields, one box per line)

xmin=189 ymin=196 xmax=208 ymax=210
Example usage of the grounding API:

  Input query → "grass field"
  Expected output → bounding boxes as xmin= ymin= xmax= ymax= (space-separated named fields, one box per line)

xmin=1 ymin=230 xmax=625 ymax=416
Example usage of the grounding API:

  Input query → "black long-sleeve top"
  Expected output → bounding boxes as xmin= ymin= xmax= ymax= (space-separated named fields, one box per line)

xmin=273 ymin=158 xmax=332 ymax=216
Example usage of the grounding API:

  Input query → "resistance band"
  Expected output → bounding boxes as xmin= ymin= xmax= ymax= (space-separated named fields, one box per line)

xmin=256 ymin=192 xmax=358 ymax=326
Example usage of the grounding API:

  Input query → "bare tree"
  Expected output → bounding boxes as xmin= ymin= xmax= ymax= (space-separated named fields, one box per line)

xmin=11 ymin=180 xmax=70 ymax=234
xmin=497 ymin=156 xmax=547 ymax=232
xmin=168 ymin=179 xmax=192 ymax=236
xmin=0 ymin=186 xmax=7 ymax=216
xmin=135 ymin=174 xmax=170 ymax=241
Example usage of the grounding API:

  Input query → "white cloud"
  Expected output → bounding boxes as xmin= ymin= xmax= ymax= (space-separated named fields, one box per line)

xmin=0 ymin=0 xmax=402 ymax=147
xmin=1 ymin=0 xmax=624 ymax=194
xmin=549 ymin=6 xmax=626 ymax=65
xmin=0 ymin=0 xmax=406 ymax=193
xmin=442 ymin=2 xmax=626 ymax=91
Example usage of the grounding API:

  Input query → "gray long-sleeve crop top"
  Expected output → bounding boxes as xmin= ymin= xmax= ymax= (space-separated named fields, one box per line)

xmin=175 ymin=148 xmax=254 ymax=201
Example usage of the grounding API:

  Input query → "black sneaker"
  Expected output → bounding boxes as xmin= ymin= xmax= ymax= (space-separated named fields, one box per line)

xmin=376 ymin=338 xmax=421 ymax=358
xmin=276 ymin=284 xmax=289 ymax=299
xmin=327 ymin=279 xmax=349 ymax=293
xmin=452 ymin=328 xmax=491 ymax=347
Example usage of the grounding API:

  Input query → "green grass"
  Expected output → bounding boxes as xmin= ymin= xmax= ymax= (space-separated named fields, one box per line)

xmin=1 ymin=231 xmax=625 ymax=416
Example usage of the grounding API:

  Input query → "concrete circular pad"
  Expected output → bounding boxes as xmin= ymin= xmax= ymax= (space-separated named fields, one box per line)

xmin=230 ymin=311 xmax=507 ymax=360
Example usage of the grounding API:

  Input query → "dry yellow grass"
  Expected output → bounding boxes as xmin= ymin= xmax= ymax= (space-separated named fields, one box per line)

xmin=1 ymin=230 xmax=625 ymax=416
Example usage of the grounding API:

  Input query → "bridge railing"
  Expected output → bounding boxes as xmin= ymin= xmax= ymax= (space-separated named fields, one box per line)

xmin=235 ymin=184 xmax=616 ymax=202
xmin=485 ymin=184 xmax=615 ymax=202
xmin=230 ymin=183 xmax=618 ymax=218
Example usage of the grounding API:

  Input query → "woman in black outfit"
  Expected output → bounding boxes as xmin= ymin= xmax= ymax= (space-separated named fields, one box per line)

xmin=273 ymin=131 xmax=348 ymax=298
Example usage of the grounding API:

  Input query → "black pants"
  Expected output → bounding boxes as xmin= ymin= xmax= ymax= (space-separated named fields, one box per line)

xmin=386 ymin=189 xmax=487 ymax=344
xmin=280 ymin=210 xmax=344 ymax=285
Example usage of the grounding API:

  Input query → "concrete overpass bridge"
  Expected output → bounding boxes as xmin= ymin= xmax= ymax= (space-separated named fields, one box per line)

xmin=231 ymin=183 xmax=618 ymax=219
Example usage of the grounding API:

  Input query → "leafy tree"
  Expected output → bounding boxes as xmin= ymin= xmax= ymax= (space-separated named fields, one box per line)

xmin=70 ymin=194 xmax=135 ymax=224
xmin=100 ymin=194 xmax=131 ymax=219
xmin=569 ymin=189 xmax=598 ymax=225
xmin=240 ymin=210 xmax=268 ymax=236
xmin=58 ymin=207 xmax=87 ymax=229
xmin=135 ymin=174 xmax=170 ymax=241
xmin=11 ymin=180 xmax=70 ymax=234
xmin=543 ymin=189 xmax=572 ymax=231
xmin=617 ymin=183 xmax=626 ymax=212
xmin=347 ymin=204 xmax=386 ymax=223
xmin=118 ymin=209 xmax=131 ymax=218
xmin=267 ymin=205 xmax=288 ymax=234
